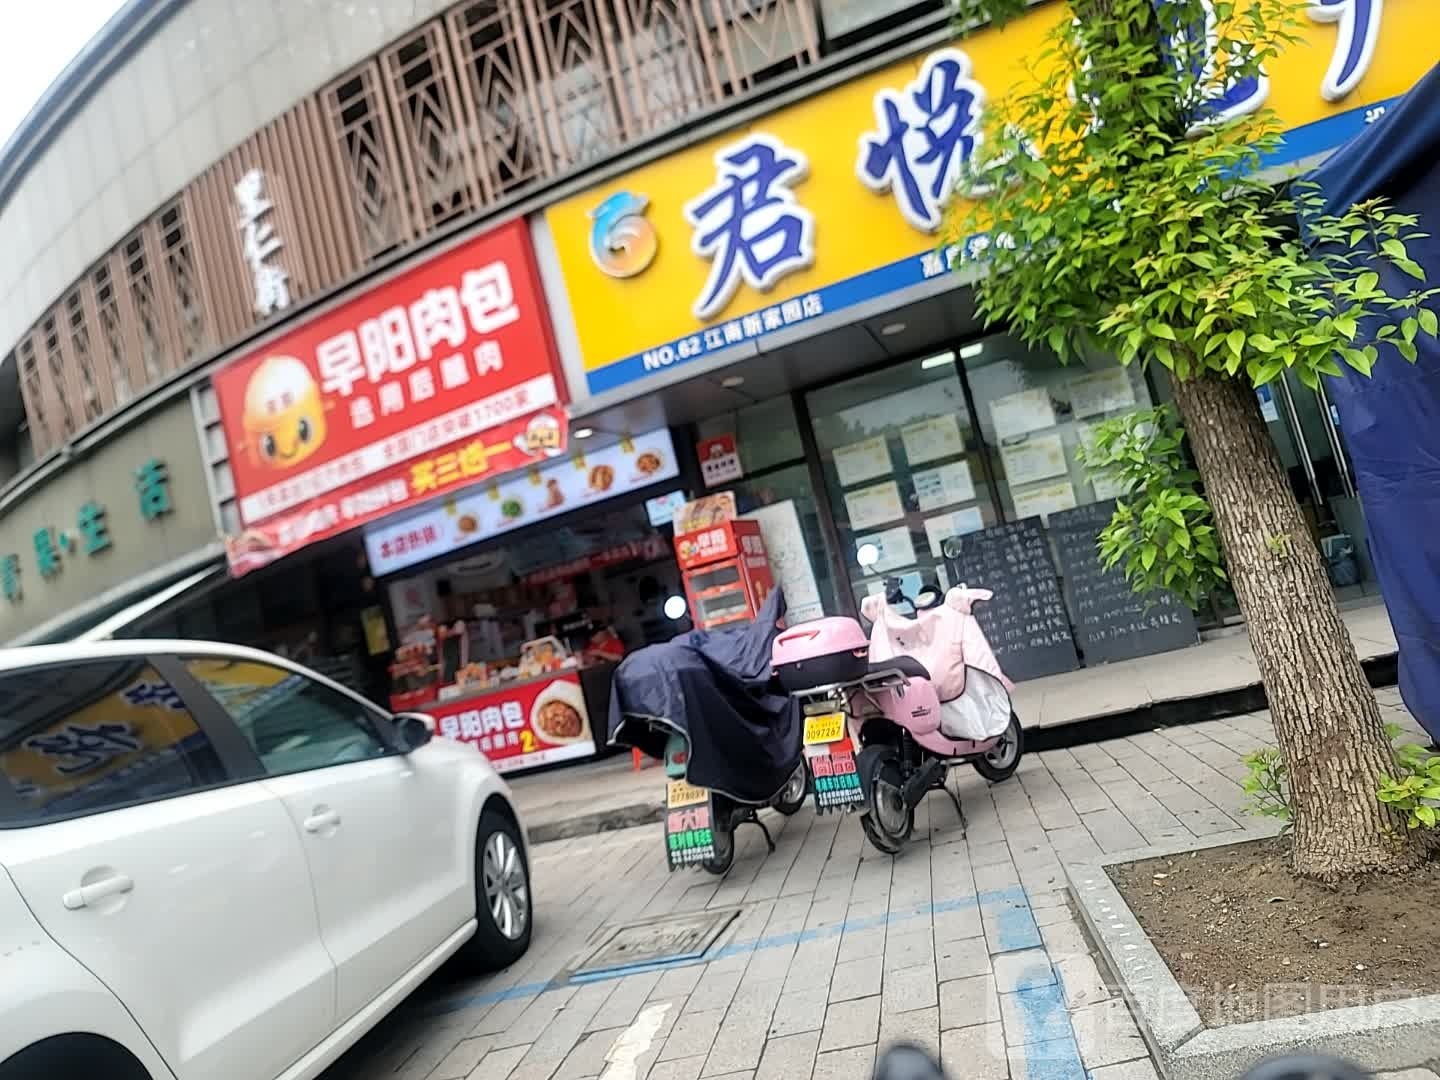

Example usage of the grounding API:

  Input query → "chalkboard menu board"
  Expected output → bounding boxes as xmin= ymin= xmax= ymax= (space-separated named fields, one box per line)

xmin=941 ymin=519 xmax=1080 ymax=681
xmin=1049 ymin=501 xmax=1199 ymax=665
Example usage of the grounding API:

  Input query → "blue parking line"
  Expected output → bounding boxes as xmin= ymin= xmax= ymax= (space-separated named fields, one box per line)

xmin=424 ymin=885 xmax=1031 ymax=1015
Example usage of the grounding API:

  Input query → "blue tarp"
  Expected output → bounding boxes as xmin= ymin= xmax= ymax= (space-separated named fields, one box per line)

xmin=1310 ymin=62 xmax=1440 ymax=741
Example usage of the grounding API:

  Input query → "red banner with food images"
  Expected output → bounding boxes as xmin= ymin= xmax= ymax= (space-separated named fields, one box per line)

xmin=212 ymin=218 xmax=566 ymax=576
xmin=426 ymin=673 xmax=596 ymax=773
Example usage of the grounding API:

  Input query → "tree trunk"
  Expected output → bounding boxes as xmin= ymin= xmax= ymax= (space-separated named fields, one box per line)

xmin=1168 ymin=368 xmax=1421 ymax=880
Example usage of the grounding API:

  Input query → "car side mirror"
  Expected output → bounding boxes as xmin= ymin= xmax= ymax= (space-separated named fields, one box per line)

xmin=393 ymin=713 xmax=435 ymax=752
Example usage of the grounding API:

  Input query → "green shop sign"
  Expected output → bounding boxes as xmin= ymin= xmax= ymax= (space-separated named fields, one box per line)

xmin=1 ymin=459 xmax=174 ymax=605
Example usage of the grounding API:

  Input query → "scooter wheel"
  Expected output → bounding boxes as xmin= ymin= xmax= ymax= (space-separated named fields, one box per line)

xmin=860 ymin=757 xmax=913 ymax=855
xmin=973 ymin=713 xmax=1024 ymax=783
xmin=775 ymin=764 xmax=808 ymax=816
xmin=702 ymin=826 xmax=735 ymax=875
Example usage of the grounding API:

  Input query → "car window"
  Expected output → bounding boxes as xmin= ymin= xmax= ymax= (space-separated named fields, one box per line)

xmin=0 ymin=659 xmax=225 ymax=827
xmin=183 ymin=657 xmax=392 ymax=775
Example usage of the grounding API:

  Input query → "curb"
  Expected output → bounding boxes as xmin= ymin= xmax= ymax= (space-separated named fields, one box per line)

xmin=528 ymin=801 xmax=663 ymax=845
xmin=1065 ymin=828 xmax=1440 ymax=1080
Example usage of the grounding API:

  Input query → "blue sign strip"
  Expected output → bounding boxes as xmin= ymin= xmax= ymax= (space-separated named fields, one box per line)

xmin=583 ymin=98 xmax=1387 ymax=398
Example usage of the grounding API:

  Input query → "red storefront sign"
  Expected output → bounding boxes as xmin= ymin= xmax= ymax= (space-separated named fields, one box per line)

xmin=214 ymin=219 xmax=566 ymax=576
xmin=427 ymin=673 xmax=596 ymax=773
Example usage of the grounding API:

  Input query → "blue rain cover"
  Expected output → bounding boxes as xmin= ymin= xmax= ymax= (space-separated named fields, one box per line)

xmin=1310 ymin=61 xmax=1440 ymax=740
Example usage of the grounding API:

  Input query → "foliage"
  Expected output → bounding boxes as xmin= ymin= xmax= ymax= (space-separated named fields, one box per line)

xmin=1377 ymin=724 xmax=1440 ymax=830
xmin=947 ymin=0 xmax=1440 ymax=389
xmin=1240 ymin=747 xmax=1291 ymax=827
xmin=1075 ymin=405 xmax=1225 ymax=609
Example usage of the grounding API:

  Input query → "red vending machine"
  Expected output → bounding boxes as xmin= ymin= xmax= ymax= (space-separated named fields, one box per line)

xmin=675 ymin=520 xmax=775 ymax=630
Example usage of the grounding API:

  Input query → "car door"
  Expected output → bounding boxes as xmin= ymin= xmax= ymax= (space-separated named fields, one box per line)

xmin=179 ymin=654 xmax=471 ymax=1023
xmin=0 ymin=654 xmax=335 ymax=1080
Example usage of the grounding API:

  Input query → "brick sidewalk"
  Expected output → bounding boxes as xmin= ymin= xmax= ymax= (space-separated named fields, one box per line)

xmin=325 ymin=690 xmax=1423 ymax=1080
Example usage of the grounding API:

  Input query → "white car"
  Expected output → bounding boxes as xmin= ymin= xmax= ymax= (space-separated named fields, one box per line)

xmin=0 ymin=640 xmax=532 ymax=1080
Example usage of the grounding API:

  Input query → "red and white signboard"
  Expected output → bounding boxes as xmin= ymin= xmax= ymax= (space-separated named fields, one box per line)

xmin=214 ymin=219 xmax=566 ymax=576
xmin=697 ymin=434 xmax=743 ymax=487
xmin=428 ymin=673 xmax=596 ymax=773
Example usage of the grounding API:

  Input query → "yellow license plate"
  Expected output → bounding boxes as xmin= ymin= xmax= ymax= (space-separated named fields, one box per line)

xmin=803 ymin=712 xmax=846 ymax=745
xmin=666 ymin=779 xmax=709 ymax=808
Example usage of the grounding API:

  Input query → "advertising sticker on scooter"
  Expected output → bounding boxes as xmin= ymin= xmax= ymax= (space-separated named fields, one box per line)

xmin=664 ymin=775 xmax=718 ymax=869
xmin=801 ymin=710 xmax=866 ymax=812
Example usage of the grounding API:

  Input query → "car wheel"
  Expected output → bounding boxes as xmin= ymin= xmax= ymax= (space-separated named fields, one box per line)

xmin=458 ymin=807 xmax=532 ymax=972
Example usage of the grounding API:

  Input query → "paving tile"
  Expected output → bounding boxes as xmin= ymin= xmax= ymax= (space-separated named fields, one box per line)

xmin=1053 ymin=954 xmax=1111 ymax=1012
xmin=648 ymin=1057 xmax=708 ymax=1080
xmin=1007 ymin=1035 xmax=1087 ymax=1080
xmin=1069 ymin=999 xmax=1148 ymax=1069
xmin=831 ymin=958 xmax=883 ymax=1003
xmin=770 ymin=988 xmax=830 ymax=1037
xmin=819 ymin=995 xmax=881 ymax=1052
xmin=884 ymin=929 xmax=936 ymax=971
xmin=659 ymin=1010 xmax=726 ymax=1062
xmin=883 ymin=963 xmax=939 ymax=1014
xmin=1088 ymin=1060 xmax=1160 ymax=1080
xmin=556 ymin=1030 xmax=624 ymax=1080
xmin=992 ymin=950 xmax=1056 ymax=995
xmin=999 ymin=984 xmax=1073 ymax=1048
xmin=939 ymin=1022 xmax=1009 ymax=1080
xmin=755 ymin=1031 xmax=821 ymax=1080
xmin=838 ymin=926 xmax=887 ymax=964
xmin=812 ymin=1045 xmax=877 ymax=1080
xmin=933 ymin=905 xmax=984 ymax=944
xmin=468 ymin=1044 xmax=531 ymax=1080
xmin=935 ymin=936 xmax=991 ymax=982
xmin=938 ymin=974 xmax=1001 ymax=1032
xmin=433 ymin=1036 xmax=495 ymax=1080
xmin=879 ymin=1005 xmax=940 ymax=1056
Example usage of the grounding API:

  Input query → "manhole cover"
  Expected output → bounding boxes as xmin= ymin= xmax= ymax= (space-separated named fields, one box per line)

xmin=571 ymin=908 xmax=740 ymax=979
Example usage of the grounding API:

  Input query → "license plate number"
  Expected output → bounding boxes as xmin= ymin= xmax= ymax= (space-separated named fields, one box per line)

xmin=803 ymin=712 xmax=846 ymax=745
xmin=666 ymin=779 xmax=709 ymax=808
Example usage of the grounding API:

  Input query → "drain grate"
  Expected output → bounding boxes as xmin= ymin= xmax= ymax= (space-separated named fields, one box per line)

xmin=570 ymin=908 xmax=741 ymax=979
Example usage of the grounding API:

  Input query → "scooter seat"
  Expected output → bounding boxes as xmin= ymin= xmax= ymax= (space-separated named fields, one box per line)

xmin=870 ymin=655 xmax=930 ymax=681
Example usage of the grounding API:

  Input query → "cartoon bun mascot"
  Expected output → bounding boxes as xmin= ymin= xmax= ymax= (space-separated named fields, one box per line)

xmin=241 ymin=355 xmax=328 ymax=469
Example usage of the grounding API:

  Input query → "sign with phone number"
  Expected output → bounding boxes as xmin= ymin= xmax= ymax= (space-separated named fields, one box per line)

xmin=427 ymin=672 xmax=596 ymax=774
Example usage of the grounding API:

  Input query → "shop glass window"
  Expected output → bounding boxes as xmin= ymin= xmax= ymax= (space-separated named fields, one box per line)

xmin=696 ymin=396 xmax=805 ymax=475
xmin=699 ymin=398 xmax=841 ymax=620
xmin=0 ymin=659 xmax=224 ymax=826
xmin=806 ymin=352 xmax=995 ymax=609
xmin=183 ymin=657 xmax=391 ymax=775
xmin=961 ymin=335 xmax=1154 ymax=524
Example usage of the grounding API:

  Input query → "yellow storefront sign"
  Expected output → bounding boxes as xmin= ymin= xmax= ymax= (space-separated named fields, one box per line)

xmin=546 ymin=0 xmax=1435 ymax=398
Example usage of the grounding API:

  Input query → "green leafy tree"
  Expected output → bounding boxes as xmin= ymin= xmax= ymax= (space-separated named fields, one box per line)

xmin=950 ymin=0 xmax=1440 ymax=878
xmin=1075 ymin=405 xmax=1226 ymax=609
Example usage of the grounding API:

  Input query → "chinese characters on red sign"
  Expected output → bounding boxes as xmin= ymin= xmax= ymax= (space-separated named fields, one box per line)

xmin=426 ymin=673 xmax=596 ymax=774
xmin=213 ymin=219 xmax=567 ymax=576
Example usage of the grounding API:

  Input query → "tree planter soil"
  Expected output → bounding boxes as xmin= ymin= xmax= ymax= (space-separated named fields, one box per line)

xmin=1108 ymin=837 xmax=1440 ymax=1026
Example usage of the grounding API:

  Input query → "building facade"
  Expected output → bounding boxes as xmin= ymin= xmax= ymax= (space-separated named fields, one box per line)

xmin=0 ymin=0 xmax=1433 ymax=727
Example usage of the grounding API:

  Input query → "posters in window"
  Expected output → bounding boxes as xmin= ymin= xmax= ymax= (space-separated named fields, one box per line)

xmin=1000 ymin=432 xmax=1068 ymax=487
xmin=923 ymin=507 xmax=985 ymax=557
xmin=832 ymin=436 xmax=893 ymax=487
xmin=744 ymin=500 xmax=825 ymax=623
xmin=900 ymin=414 xmax=964 ymax=465
xmin=1012 ymin=480 xmax=1079 ymax=523
xmin=913 ymin=460 xmax=977 ymax=512
xmin=855 ymin=525 xmax=916 ymax=574
xmin=844 ymin=480 xmax=906 ymax=531
xmin=990 ymin=388 xmax=1056 ymax=440
xmin=1069 ymin=369 xmax=1136 ymax=418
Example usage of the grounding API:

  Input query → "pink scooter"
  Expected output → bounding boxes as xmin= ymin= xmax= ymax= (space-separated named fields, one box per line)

xmin=771 ymin=575 xmax=1024 ymax=853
